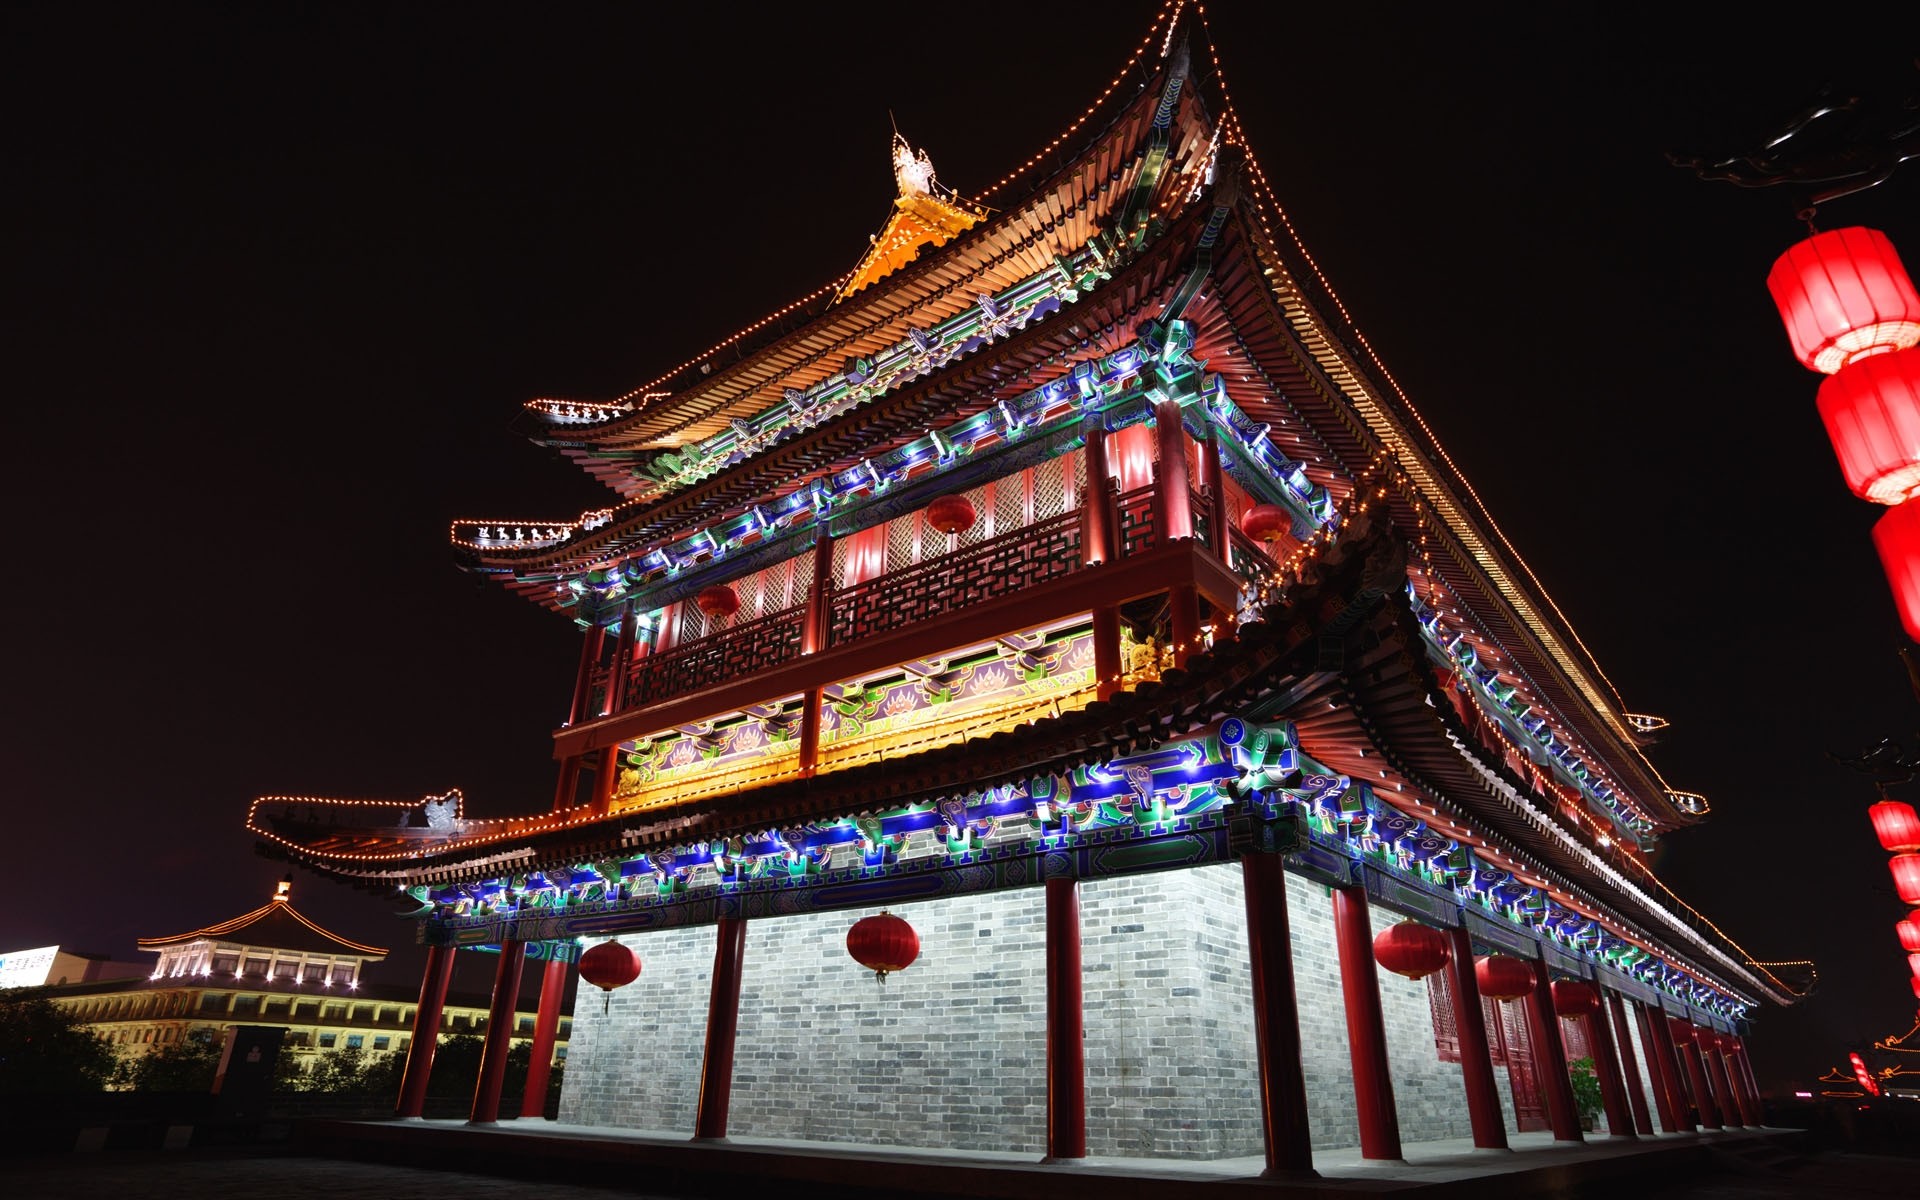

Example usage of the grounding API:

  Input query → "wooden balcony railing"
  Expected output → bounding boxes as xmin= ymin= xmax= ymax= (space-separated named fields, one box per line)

xmin=622 ymin=603 xmax=807 ymax=709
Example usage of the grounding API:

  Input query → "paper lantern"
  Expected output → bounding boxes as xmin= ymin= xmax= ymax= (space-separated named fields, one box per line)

xmin=695 ymin=584 xmax=740 ymax=620
xmin=1912 ymin=976 xmax=1920 ymax=1001
xmin=1911 ymin=952 xmax=1920 ymax=980
xmin=1241 ymin=503 xmax=1291 ymax=543
xmin=1550 ymin=979 xmax=1598 ymax=1017
xmin=578 ymin=940 xmax=642 ymax=1014
xmin=1872 ymin=499 xmax=1920 ymax=642
xmin=846 ymin=911 xmax=920 ymax=982
xmin=1891 ymin=854 xmax=1920 ymax=905
xmin=1819 ymin=348 xmax=1920 ymax=504
xmin=1476 ymin=954 xmax=1535 ymax=1001
xmin=1768 ymin=227 xmax=1920 ymax=374
xmin=1870 ymin=798 xmax=1920 ymax=852
xmin=1897 ymin=915 xmax=1920 ymax=954
xmin=1371 ymin=920 xmax=1450 ymax=980
xmin=925 ymin=494 xmax=978 ymax=536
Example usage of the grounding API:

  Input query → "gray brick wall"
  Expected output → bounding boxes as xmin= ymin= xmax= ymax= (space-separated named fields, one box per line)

xmin=558 ymin=863 xmax=1494 ymax=1157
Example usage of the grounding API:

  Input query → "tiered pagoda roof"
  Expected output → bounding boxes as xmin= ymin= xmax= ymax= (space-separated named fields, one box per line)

xmin=137 ymin=877 xmax=386 ymax=959
xmin=256 ymin=2 xmax=1811 ymax=1022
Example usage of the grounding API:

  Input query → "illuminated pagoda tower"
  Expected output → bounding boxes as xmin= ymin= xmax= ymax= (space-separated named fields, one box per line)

xmin=250 ymin=3 xmax=1807 ymax=1166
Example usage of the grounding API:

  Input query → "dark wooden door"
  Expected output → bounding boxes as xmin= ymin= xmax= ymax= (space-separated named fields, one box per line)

xmin=1497 ymin=999 xmax=1549 ymax=1132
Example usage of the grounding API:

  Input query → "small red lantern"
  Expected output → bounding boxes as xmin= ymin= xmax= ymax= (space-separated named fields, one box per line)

xmin=1911 ymin=952 xmax=1920 ymax=980
xmin=1476 ymin=954 xmax=1535 ymax=1002
xmin=1891 ymin=854 xmax=1920 ymax=906
xmin=1870 ymin=798 xmax=1920 ymax=852
xmin=846 ymin=911 xmax=920 ymax=983
xmin=1241 ymin=503 xmax=1291 ymax=543
xmin=1897 ymin=916 xmax=1920 ymax=954
xmin=1912 ymin=976 xmax=1920 ymax=1001
xmin=695 ymin=584 xmax=740 ymax=620
xmin=1371 ymin=920 xmax=1450 ymax=981
xmin=1768 ymin=227 xmax=1920 ymax=375
xmin=925 ymin=494 xmax=978 ymax=536
xmin=1550 ymin=979 xmax=1598 ymax=1017
xmin=1819 ymin=348 xmax=1920 ymax=504
xmin=1872 ymin=498 xmax=1920 ymax=642
xmin=578 ymin=940 xmax=643 ymax=1014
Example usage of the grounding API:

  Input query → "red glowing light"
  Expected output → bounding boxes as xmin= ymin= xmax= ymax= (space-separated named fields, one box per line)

xmin=695 ymin=584 xmax=740 ymax=620
xmin=1819 ymin=348 xmax=1920 ymax=504
xmin=1475 ymin=954 xmax=1534 ymax=1001
xmin=1241 ymin=503 xmax=1291 ymax=544
xmin=1870 ymin=799 xmax=1920 ymax=852
xmin=846 ymin=911 xmax=920 ymax=981
xmin=578 ymin=941 xmax=642 ymax=993
xmin=1372 ymin=920 xmax=1450 ymax=981
xmin=1898 ymin=915 xmax=1920 ymax=954
xmin=1891 ymin=854 xmax=1920 ymax=906
xmin=1769 ymin=227 xmax=1920 ymax=375
xmin=925 ymin=494 xmax=978 ymax=536
xmin=1872 ymin=500 xmax=1920 ymax=642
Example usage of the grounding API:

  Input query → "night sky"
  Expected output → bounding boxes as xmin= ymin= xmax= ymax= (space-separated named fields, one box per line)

xmin=7 ymin=2 xmax=1919 ymax=1092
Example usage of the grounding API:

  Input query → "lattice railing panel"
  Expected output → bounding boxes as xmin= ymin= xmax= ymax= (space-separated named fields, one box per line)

xmin=828 ymin=508 xmax=1084 ymax=645
xmin=622 ymin=604 xmax=806 ymax=709
xmin=1117 ymin=484 xmax=1158 ymax=557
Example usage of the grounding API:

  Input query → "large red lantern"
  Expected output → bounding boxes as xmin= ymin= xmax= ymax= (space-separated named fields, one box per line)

xmin=1476 ymin=954 xmax=1535 ymax=1001
xmin=846 ymin=911 xmax=920 ymax=982
xmin=578 ymin=940 xmax=643 ymax=1014
xmin=1891 ymin=853 xmax=1920 ymax=905
xmin=1872 ymin=498 xmax=1920 ymax=642
xmin=1818 ymin=348 xmax=1920 ymax=504
xmin=695 ymin=584 xmax=740 ymax=620
xmin=1241 ymin=503 xmax=1291 ymax=543
xmin=1372 ymin=920 xmax=1450 ymax=981
xmin=1910 ymin=952 xmax=1920 ymax=981
xmin=1870 ymin=798 xmax=1920 ymax=852
xmin=1550 ymin=979 xmax=1598 ymax=1017
xmin=1768 ymin=227 xmax=1920 ymax=375
xmin=925 ymin=494 xmax=978 ymax=536
xmin=1912 ymin=976 xmax=1920 ymax=1001
xmin=1897 ymin=915 xmax=1920 ymax=954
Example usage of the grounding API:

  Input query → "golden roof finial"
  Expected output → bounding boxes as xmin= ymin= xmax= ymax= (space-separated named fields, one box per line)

xmin=837 ymin=130 xmax=986 ymax=303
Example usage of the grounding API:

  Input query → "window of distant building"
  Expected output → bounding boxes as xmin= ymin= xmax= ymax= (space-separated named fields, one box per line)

xmin=242 ymin=957 xmax=269 ymax=977
xmin=318 ymin=1033 xmax=336 ymax=1049
xmin=373 ymin=1036 xmax=390 ymax=1051
xmin=346 ymin=1035 xmax=364 ymax=1050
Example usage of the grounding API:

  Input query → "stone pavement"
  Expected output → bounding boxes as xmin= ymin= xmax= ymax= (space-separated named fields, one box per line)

xmin=18 ymin=1120 xmax=1900 ymax=1200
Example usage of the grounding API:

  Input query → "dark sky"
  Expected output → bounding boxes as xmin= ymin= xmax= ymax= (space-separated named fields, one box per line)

xmin=6 ymin=2 xmax=1919 ymax=1090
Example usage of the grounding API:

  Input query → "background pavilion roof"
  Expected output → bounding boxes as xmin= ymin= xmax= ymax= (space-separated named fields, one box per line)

xmin=136 ymin=879 xmax=387 ymax=959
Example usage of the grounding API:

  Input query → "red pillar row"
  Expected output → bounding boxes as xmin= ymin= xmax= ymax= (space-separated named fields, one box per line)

xmin=1443 ymin=926 xmax=1510 ymax=1150
xmin=1044 ymin=877 xmax=1087 ymax=1160
xmin=1580 ymin=999 xmax=1636 ymax=1138
xmin=469 ymin=940 xmax=526 ymax=1124
xmin=1703 ymin=1035 xmax=1744 ymax=1127
xmin=394 ymin=943 xmax=455 ymax=1118
xmin=1604 ymin=990 xmax=1655 ymax=1136
xmin=1331 ymin=887 xmax=1401 ymax=1160
xmin=519 ymin=955 xmax=569 ymax=1120
xmin=1672 ymin=1021 xmax=1722 ymax=1129
xmin=1526 ymin=962 xmax=1583 ymax=1142
xmin=1640 ymin=1002 xmax=1691 ymax=1131
xmin=1242 ymin=851 xmax=1314 ymax=1175
xmin=693 ymin=916 xmax=747 ymax=1140
xmin=1731 ymin=1037 xmax=1765 ymax=1126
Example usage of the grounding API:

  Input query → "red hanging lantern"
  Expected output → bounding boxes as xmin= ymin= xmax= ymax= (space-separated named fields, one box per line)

xmin=695 ymin=584 xmax=740 ymax=620
xmin=1870 ymin=798 xmax=1920 ymax=852
xmin=1911 ymin=952 xmax=1920 ymax=980
xmin=1872 ymin=498 xmax=1920 ymax=642
xmin=1818 ymin=348 xmax=1920 ymax=504
xmin=925 ymin=494 xmax=978 ymax=536
xmin=1768 ymin=227 xmax=1920 ymax=375
xmin=1550 ymin=979 xmax=1598 ymax=1017
xmin=846 ymin=911 xmax=920 ymax=983
xmin=1371 ymin=920 xmax=1450 ymax=980
xmin=1891 ymin=854 xmax=1920 ymax=906
xmin=1897 ymin=915 xmax=1920 ymax=954
xmin=1912 ymin=976 xmax=1920 ymax=1001
xmin=1476 ymin=954 xmax=1535 ymax=1001
xmin=578 ymin=940 xmax=642 ymax=1014
xmin=1241 ymin=503 xmax=1291 ymax=543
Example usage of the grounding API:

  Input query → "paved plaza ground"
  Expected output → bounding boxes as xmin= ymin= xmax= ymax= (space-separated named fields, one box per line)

xmin=11 ymin=1121 xmax=1915 ymax=1199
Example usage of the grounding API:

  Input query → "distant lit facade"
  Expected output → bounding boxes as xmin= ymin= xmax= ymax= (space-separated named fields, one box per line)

xmin=34 ymin=880 xmax=569 ymax=1077
xmin=248 ymin=2 xmax=1804 ymax=1166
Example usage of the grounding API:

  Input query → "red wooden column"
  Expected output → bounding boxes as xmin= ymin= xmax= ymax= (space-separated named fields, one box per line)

xmin=1152 ymin=399 xmax=1202 ymax=667
xmin=1525 ymin=962 xmax=1582 ymax=1142
xmin=553 ymin=621 xmax=608 ymax=811
xmin=1582 ymin=991 xmax=1636 ymax=1138
xmin=1241 ymin=850 xmax=1314 ymax=1175
xmin=1730 ymin=1037 xmax=1764 ymax=1125
xmin=1082 ymin=419 xmax=1123 ymax=699
xmin=518 ymin=953 xmax=569 ymax=1119
xmin=1605 ymin=991 xmax=1654 ymax=1135
xmin=395 ymin=943 xmax=455 ymax=1118
xmin=1639 ymin=1003 xmax=1690 ymax=1131
xmin=1044 ymin=877 xmax=1086 ymax=1160
xmin=1703 ymin=1035 xmax=1743 ymax=1126
xmin=693 ymin=915 xmax=747 ymax=1140
xmin=1331 ymin=887 xmax=1401 ymax=1160
xmin=1671 ymin=1021 xmax=1721 ymax=1129
xmin=1202 ymin=427 xmax=1233 ymax=564
xmin=590 ymin=604 xmax=636 ymax=814
xmin=469 ymin=940 xmax=526 ymax=1124
xmin=1444 ymin=926 xmax=1509 ymax=1150
xmin=798 ymin=531 xmax=833 ymax=775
